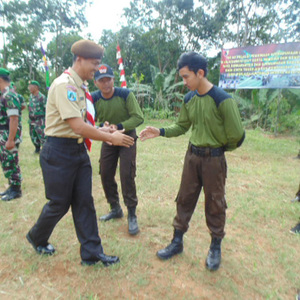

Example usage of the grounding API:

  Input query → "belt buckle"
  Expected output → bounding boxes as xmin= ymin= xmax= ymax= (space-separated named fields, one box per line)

xmin=205 ymin=148 xmax=211 ymax=156
xmin=77 ymin=137 xmax=84 ymax=144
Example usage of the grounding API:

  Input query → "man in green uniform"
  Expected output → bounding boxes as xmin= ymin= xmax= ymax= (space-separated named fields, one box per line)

xmin=11 ymin=82 xmax=26 ymax=109
xmin=0 ymin=69 xmax=22 ymax=201
xmin=26 ymin=40 xmax=134 ymax=266
xmin=11 ymin=82 xmax=26 ymax=133
xmin=140 ymin=52 xmax=245 ymax=271
xmin=91 ymin=64 xmax=144 ymax=235
xmin=290 ymin=183 xmax=300 ymax=234
xmin=28 ymin=80 xmax=47 ymax=153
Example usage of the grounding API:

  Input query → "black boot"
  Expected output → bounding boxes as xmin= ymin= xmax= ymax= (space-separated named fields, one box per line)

xmin=0 ymin=186 xmax=11 ymax=196
xmin=156 ymin=229 xmax=184 ymax=260
xmin=99 ymin=203 xmax=123 ymax=221
xmin=127 ymin=206 xmax=139 ymax=235
xmin=205 ymin=237 xmax=222 ymax=271
xmin=1 ymin=185 xmax=22 ymax=201
xmin=35 ymin=146 xmax=40 ymax=154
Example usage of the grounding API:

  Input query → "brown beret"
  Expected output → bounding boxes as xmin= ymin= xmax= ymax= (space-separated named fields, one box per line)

xmin=71 ymin=40 xmax=104 ymax=59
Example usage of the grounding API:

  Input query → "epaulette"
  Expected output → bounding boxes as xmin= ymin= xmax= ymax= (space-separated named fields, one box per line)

xmin=184 ymin=91 xmax=197 ymax=104
xmin=207 ymin=86 xmax=232 ymax=108
xmin=113 ymin=87 xmax=131 ymax=101
xmin=92 ymin=87 xmax=131 ymax=103
xmin=184 ymin=86 xmax=232 ymax=108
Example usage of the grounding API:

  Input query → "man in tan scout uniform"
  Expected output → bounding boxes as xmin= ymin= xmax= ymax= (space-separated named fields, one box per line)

xmin=26 ymin=40 xmax=134 ymax=266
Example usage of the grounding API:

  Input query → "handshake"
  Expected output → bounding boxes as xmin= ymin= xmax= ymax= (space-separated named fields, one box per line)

xmin=98 ymin=121 xmax=134 ymax=147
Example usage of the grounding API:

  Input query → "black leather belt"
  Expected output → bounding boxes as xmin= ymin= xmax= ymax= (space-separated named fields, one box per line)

xmin=191 ymin=144 xmax=224 ymax=157
xmin=47 ymin=136 xmax=84 ymax=145
xmin=0 ymin=124 xmax=9 ymax=130
xmin=30 ymin=115 xmax=44 ymax=120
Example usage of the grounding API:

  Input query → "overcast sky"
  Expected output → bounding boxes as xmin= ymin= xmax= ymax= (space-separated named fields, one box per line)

xmin=81 ymin=0 xmax=133 ymax=42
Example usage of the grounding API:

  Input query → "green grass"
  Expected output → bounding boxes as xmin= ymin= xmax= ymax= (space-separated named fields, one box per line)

xmin=0 ymin=111 xmax=299 ymax=299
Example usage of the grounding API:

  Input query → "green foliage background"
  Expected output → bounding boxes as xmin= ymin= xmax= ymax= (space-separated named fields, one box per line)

xmin=1 ymin=0 xmax=299 ymax=134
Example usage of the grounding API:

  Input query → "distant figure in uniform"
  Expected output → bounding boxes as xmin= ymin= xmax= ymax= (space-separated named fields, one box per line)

xmin=92 ymin=64 xmax=144 ymax=236
xmin=28 ymin=80 xmax=47 ymax=153
xmin=0 ymin=69 xmax=22 ymax=201
xmin=26 ymin=40 xmax=134 ymax=266
xmin=140 ymin=52 xmax=245 ymax=271
xmin=11 ymin=82 xmax=26 ymax=111
xmin=290 ymin=183 xmax=300 ymax=234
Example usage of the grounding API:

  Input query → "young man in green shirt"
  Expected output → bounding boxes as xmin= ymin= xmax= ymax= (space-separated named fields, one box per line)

xmin=92 ymin=64 xmax=144 ymax=235
xmin=140 ymin=52 xmax=245 ymax=271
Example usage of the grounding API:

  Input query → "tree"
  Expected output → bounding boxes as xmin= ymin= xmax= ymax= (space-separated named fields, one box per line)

xmin=47 ymin=32 xmax=84 ymax=77
xmin=1 ymin=0 xmax=89 ymax=87
xmin=1 ymin=0 xmax=44 ymax=72
xmin=281 ymin=0 xmax=300 ymax=42
xmin=208 ymin=0 xmax=296 ymax=48
xmin=123 ymin=0 xmax=228 ymax=53
xmin=99 ymin=26 xmax=181 ymax=84
xmin=28 ymin=0 xmax=89 ymax=76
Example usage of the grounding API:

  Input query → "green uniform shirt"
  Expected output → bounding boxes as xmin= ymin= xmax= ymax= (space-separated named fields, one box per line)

xmin=91 ymin=87 xmax=144 ymax=132
xmin=161 ymin=86 xmax=245 ymax=151
xmin=28 ymin=91 xmax=46 ymax=119
xmin=16 ymin=93 xmax=24 ymax=128
xmin=0 ymin=86 xmax=21 ymax=141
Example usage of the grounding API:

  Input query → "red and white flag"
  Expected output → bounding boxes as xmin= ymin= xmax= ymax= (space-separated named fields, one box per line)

xmin=117 ymin=44 xmax=127 ymax=88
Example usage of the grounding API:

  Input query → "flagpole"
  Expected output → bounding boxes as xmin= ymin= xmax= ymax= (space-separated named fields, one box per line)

xmin=116 ymin=44 xmax=127 ymax=88
xmin=40 ymin=43 xmax=50 ymax=89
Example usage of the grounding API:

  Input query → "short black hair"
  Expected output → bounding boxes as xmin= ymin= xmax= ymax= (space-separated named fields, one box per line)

xmin=177 ymin=52 xmax=208 ymax=77
xmin=73 ymin=54 xmax=78 ymax=62
xmin=0 ymin=76 xmax=10 ymax=83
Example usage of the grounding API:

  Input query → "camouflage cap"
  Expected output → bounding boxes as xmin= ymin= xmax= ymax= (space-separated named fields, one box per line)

xmin=29 ymin=80 xmax=40 ymax=87
xmin=71 ymin=39 xmax=104 ymax=59
xmin=0 ymin=68 xmax=10 ymax=77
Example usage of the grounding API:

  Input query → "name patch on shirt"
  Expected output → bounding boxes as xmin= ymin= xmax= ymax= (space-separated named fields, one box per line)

xmin=67 ymin=90 xmax=77 ymax=102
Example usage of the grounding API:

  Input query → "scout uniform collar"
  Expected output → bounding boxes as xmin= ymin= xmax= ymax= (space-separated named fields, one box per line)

xmin=64 ymin=67 xmax=85 ymax=88
xmin=64 ymin=68 xmax=89 ymax=94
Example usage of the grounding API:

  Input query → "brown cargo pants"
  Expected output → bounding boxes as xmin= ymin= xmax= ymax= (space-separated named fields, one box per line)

xmin=173 ymin=144 xmax=228 ymax=238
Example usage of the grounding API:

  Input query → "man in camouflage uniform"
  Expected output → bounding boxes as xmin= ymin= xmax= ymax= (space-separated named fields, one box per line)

xmin=28 ymin=80 xmax=46 ymax=153
xmin=0 ymin=68 xmax=22 ymax=201
xmin=290 ymin=183 xmax=300 ymax=234
xmin=11 ymin=82 xmax=26 ymax=133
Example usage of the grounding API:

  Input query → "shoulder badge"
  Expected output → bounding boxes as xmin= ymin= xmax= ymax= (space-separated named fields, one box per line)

xmin=67 ymin=90 xmax=77 ymax=102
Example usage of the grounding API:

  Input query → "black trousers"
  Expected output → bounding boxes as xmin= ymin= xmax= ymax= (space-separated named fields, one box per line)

xmin=99 ymin=130 xmax=138 ymax=208
xmin=29 ymin=137 xmax=103 ymax=261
